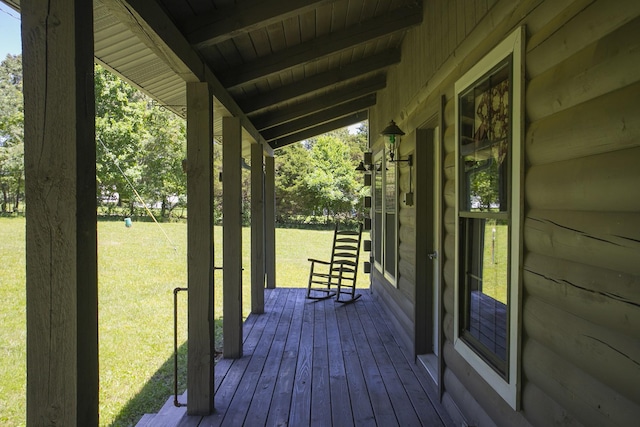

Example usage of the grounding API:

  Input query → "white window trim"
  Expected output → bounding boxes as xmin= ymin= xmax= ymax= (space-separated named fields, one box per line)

xmin=373 ymin=148 xmax=398 ymax=287
xmin=453 ymin=26 xmax=524 ymax=410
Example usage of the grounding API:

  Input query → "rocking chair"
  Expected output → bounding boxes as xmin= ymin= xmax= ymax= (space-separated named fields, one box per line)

xmin=306 ymin=222 xmax=363 ymax=303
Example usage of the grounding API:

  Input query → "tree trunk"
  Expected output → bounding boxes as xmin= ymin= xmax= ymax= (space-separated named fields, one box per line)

xmin=14 ymin=176 xmax=22 ymax=211
xmin=1 ymin=186 xmax=8 ymax=212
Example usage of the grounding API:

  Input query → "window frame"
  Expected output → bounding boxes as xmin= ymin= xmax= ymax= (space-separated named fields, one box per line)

xmin=453 ymin=27 xmax=524 ymax=410
xmin=372 ymin=149 xmax=398 ymax=286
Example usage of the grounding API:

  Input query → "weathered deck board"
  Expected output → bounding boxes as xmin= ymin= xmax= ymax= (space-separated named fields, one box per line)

xmin=160 ymin=288 xmax=454 ymax=427
xmin=243 ymin=288 xmax=297 ymax=425
xmin=264 ymin=289 xmax=305 ymax=426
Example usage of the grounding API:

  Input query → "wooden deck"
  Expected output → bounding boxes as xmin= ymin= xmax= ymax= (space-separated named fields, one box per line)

xmin=138 ymin=288 xmax=454 ymax=427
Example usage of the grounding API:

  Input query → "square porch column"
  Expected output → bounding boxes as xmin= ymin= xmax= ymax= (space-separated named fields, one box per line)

xmin=22 ymin=1 xmax=98 ymax=425
xmin=265 ymin=155 xmax=276 ymax=289
xmin=223 ymin=116 xmax=243 ymax=358
xmin=251 ymin=143 xmax=265 ymax=313
xmin=186 ymin=82 xmax=215 ymax=415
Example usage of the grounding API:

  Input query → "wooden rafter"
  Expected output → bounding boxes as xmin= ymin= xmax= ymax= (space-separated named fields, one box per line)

xmin=219 ymin=3 xmax=422 ymax=89
xmin=251 ymin=74 xmax=386 ymax=131
xmin=271 ymin=111 xmax=368 ymax=149
xmin=262 ymin=94 xmax=376 ymax=141
xmin=237 ymin=49 xmax=400 ymax=113
xmin=184 ymin=0 xmax=341 ymax=48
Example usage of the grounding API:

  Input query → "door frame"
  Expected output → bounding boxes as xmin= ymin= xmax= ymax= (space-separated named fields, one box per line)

xmin=414 ymin=116 xmax=443 ymax=393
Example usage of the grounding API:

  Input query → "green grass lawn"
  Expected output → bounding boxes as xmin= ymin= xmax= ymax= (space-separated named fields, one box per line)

xmin=0 ymin=217 xmax=369 ymax=426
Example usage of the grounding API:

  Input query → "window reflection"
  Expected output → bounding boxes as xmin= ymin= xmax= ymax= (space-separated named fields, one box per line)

xmin=458 ymin=57 xmax=511 ymax=376
xmin=374 ymin=160 xmax=383 ymax=265
xmin=459 ymin=65 xmax=509 ymax=212
xmin=461 ymin=218 xmax=508 ymax=365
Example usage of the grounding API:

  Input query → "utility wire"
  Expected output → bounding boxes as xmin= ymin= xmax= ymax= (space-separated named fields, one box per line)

xmin=97 ymin=137 xmax=178 ymax=252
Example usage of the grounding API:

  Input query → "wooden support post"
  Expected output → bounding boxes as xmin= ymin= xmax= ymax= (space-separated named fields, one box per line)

xmin=186 ymin=82 xmax=215 ymax=415
xmin=22 ymin=1 xmax=98 ymax=425
xmin=223 ymin=116 xmax=243 ymax=358
xmin=265 ymin=155 xmax=276 ymax=289
xmin=251 ymin=143 xmax=265 ymax=313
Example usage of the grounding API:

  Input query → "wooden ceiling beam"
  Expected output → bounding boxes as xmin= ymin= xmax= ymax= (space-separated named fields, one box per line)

xmin=270 ymin=112 xmax=369 ymax=149
xmin=251 ymin=74 xmax=386 ymax=130
xmin=185 ymin=0 xmax=340 ymax=48
xmin=262 ymin=94 xmax=376 ymax=141
xmin=220 ymin=3 xmax=422 ymax=89
xmin=238 ymin=49 xmax=400 ymax=113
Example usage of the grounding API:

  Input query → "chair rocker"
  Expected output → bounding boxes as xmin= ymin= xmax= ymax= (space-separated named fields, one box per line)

xmin=306 ymin=223 xmax=363 ymax=303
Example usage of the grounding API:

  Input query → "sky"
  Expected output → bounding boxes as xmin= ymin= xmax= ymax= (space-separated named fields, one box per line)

xmin=0 ymin=3 xmax=21 ymax=59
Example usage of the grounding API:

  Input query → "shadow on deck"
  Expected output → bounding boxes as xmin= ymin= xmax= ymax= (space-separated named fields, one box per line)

xmin=137 ymin=288 xmax=454 ymax=427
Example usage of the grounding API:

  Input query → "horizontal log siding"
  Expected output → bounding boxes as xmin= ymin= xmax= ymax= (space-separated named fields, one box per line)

xmin=522 ymin=4 xmax=640 ymax=424
xmin=370 ymin=0 xmax=495 ymax=356
xmin=523 ymin=340 xmax=639 ymax=426
xmin=372 ymin=0 xmax=640 ymax=425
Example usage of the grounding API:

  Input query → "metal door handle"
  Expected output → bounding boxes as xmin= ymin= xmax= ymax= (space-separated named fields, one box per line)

xmin=428 ymin=251 xmax=438 ymax=260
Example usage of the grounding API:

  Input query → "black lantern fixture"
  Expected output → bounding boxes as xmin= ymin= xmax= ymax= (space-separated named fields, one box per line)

xmin=380 ymin=120 xmax=405 ymax=162
xmin=380 ymin=119 xmax=413 ymax=205
xmin=355 ymin=151 xmax=373 ymax=172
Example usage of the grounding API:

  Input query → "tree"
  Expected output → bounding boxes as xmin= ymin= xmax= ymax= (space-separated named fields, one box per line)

xmin=305 ymin=133 xmax=360 ymax=221
xmin=274 ymin=123 xmax=368 ymax=223
xmin=95 ymin=65 xmax=187 ymax=219
xmin=139 ymin=107 xmax=187 ymax=218
xmin=0 ymin=54 xmax=24 ymax=213
xmin=274 ymin=142 xmax=313 ymax=220
xmin=95 ymin=65 xmax=147 ymax=214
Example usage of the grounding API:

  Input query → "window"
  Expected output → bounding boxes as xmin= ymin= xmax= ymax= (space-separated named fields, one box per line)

xmin=454 ymin=27 xmax=523 ymax=409
xmin=459 ymin=59 xmax=510 ymax=375
xmin=372 ymin=151 xmax=397 ymax=283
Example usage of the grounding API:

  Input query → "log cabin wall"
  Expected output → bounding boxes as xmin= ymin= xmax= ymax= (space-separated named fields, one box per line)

xmin=370 ymin=0 xmax=640 ymax=425
xmin=369 ymin=0 xmax=497 ymax=355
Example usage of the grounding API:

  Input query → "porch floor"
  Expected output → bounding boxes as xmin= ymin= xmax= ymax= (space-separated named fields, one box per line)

xmin=139 ymin=287 xmax=454 ymax=427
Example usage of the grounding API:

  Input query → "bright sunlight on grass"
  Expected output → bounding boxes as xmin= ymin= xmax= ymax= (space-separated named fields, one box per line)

xmin=0 ymin=217 xmax=370 ymax=426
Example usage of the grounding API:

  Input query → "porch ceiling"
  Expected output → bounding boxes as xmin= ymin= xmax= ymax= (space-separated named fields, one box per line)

xmin=10 ymin=0 xmax=422 ymax=154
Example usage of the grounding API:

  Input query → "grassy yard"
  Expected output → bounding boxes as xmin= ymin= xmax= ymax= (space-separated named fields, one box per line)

xmin=0 ymin=217 xmax=369 ymax=426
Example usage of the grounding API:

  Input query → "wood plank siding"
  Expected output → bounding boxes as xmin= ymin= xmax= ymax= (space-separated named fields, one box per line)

xmin=369 ymin=0 xmax=640 ymax=426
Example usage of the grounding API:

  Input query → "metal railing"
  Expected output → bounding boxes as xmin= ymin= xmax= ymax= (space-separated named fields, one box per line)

xmin=173 ymin=266 xmax=224 ymax=407
xmin=173 ymin=286 xmax=188 ymax=407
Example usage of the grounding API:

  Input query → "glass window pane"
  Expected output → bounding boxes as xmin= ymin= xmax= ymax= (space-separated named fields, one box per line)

xmin=459 ymin=61 xmax=510 ymax=212
xmin=461 ymin=217 xmax=508 ymax=373
xmin=374 ymin=160 xmax=383 ymax=264
xmin=462 ymin=141 xmax=509 ymax=212
xmin=385 ymin=161 xmax=396 ymax=214
xmin=374 ymin=161 xmax=383 ymax=211
xmin=458 ymin=58 xmax=512 ymax=375
xmin=374 ymin=211 xmax=382 ymax=264
xmin=385 ymin=212 xmax=396 ymax=277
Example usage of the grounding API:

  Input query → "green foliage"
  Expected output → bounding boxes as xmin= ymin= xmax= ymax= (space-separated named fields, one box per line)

xmin=274 ymin=124 xmax=367 ymax=224
xmin=305 ymin=134 xmax=358 ymax=219
xmin=1 ymin=56 xmax=369 ymax=224
xmin=275 ymin=142 xmax=313 ymax=219
xmin=0 ymin=54 xmax=24 ymax=213
xmin=139 ymin=108 xmax=187 ymax=217
xmin=95 ymin=65 xmax=186 ymax=218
